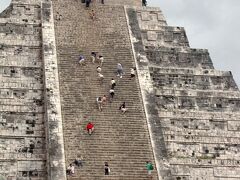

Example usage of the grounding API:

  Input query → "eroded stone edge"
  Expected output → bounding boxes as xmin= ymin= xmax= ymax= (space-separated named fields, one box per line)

xmin=41 ymin=1 xmax=67 ymax=180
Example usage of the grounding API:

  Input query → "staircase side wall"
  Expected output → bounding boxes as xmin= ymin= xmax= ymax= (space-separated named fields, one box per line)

xmin=126 ymin=7 xmax=173 ymax=180
xmin=41 ymin=1 xmax=67 ymax=180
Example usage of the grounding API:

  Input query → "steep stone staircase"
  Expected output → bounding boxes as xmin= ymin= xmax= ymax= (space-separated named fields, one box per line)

xmin=53 ymin=1 xmax=157 ymax=179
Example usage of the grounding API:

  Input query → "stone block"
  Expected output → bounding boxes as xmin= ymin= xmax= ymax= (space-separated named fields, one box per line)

xmin=147 ymin=31 xmax=157 ymax=41
xmin=228 ymin=121 xmax=240 ymax=131
xmin=141 ymin=11 xmax=150 ymax=21
xmin=214 ymin=167 xmax=240 ymax=178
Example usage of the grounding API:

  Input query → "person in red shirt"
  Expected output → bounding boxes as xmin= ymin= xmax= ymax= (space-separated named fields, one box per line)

xmin=86 ymin=122 xmax=94 ymax=135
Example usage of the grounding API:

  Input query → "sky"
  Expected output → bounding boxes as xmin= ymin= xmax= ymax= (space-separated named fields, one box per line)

xmin=0 ymin=1 xmax=10 ymax=12
xmin=0 ymin=0 xmax=239 ymax=86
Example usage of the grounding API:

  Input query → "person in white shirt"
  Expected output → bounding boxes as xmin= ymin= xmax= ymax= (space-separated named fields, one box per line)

xmin=66 ymin=164 xmax=75 ymax=176
xmin=111 ymin=78 xmax=116 ymax=89
xmin=99 ymin=55 xmax=104 ymax=67
xmin=97 ymin=66 xmax=101 ymax=73
xmin=117 ymin=63 xmax=123 ymax=78
xmin=96 ymin=97 xmax=103 ymax=111
xmin=98 ymin=73 xmax=104 ymax=84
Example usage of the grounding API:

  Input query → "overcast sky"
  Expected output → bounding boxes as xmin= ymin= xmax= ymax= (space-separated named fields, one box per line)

xmin=0 ymin=0 xmax=239 ymax=86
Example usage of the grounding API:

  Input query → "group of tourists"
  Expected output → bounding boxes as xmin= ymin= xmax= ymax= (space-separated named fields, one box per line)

xmin=74 ymin=0 xmax=152 ymax=174
xmin=67 ymin=159 xmax=153 ymax=177
xmin=76 ymin=51 xmax=153 ymax=177
xmin=66 ymin=156 xmax=84 ymax=176
xmin=78 ymin=51 xmax=135 ymax=114
xmin=66 ymin=154 xmax=111 ymax=176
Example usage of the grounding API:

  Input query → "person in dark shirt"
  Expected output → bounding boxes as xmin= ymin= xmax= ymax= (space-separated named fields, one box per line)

xmin=142 ymin=0 xmax=147 ymax=6
xmin=86 ymin=0 xmax=91 ymax=7
xmin=104 ymin=162 xmax=110 ymax=175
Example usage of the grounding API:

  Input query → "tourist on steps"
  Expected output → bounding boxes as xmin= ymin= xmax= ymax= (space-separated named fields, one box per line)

xmin=96 ymin=97 xmax=103 ymax=111
xmin=91 ymin=51 xmax=97 ymax=63
xmin=74 ymin=156 xmax=83 ymax=167
xmin=111 ymin=78 xmax=116 ymax=89
xmin=66 ymin=164 xmax=75 ymax=176
xmin=79 ymin=55 xmax=85 ymax=66
xmin=109 ymin=88 xmax=115 ymax=102
xmin=98 ymin=55 xmax=104 ymax=67
xmin=146 ymin=161 xmax=154 ymax=179
xmin=142 ymin=0 xmax=147 ymax=6
xmin=86 ymin=122 xmax=94 ymax=135
xmin=89 ymin=9 xmax=96 ymax=20
xmin=130 ymin=68 xmax=136 ymax=78
xmin=117 ymin=63 xmax=124 ymax=78
xmin=97 ymin=66 xmax=102 ymax=73
xmin=98 ymin=72 xmax=104 ymax=84
xmin=86 ymin=0 xmax=91 ymax=7
xmin=119 ymin=102 xmax=128 ymax=114
xmin=102 ymin=95 xmax=107 ymax=105
xmin=104 ymin=162 xmax=110 ymax=175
